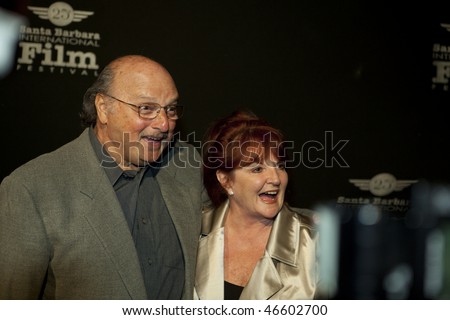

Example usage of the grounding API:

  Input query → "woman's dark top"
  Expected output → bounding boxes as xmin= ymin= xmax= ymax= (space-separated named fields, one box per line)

xmin=224 ymin=281 xmax=244 ymax=300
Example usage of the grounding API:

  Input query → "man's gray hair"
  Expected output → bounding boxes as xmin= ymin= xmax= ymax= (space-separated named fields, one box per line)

xmin=80 ymin=64 xmax=115 ymax=128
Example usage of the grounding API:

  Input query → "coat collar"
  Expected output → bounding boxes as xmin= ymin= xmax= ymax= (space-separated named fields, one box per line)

xmin=196 ymin=200 xmax=301 ymax=299
xmin=266 ymin=204 xmax=300 ymax=267
xmin=201 ymin=200 xmax=300 ymax=266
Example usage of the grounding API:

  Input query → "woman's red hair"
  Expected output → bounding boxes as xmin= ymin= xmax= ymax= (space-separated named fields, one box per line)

xmin=202 ymin=110 xmax=286 ymax=207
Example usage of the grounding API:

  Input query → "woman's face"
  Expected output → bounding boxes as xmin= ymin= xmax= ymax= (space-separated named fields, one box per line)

xmin=223 ymin=151 xmax=288 ymax=220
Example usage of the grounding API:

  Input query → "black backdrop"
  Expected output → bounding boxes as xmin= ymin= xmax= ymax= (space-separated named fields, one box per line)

xmin=2 ymin=0 xmax=450 ymax=299
xmin=1 ymin=0 xmax=449 ymax=209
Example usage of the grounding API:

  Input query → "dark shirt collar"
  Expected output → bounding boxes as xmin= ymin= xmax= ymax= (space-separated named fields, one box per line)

xmin=88 ymin=127 xmax=129 ymax=185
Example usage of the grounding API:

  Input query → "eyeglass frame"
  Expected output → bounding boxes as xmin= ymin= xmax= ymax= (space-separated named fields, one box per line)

xmin=100 ymin=92 xmax=184 ymax=120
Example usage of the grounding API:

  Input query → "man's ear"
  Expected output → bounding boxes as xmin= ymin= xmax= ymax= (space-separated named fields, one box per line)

xmin=95 ymin=94 xmax=109 ymax=125
xmin=216 ymin=170 xmax=233 ymax=195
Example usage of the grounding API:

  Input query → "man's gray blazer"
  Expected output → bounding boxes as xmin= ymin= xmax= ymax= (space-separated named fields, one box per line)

xmin=0 ymin=129 xmax=207 ymax=299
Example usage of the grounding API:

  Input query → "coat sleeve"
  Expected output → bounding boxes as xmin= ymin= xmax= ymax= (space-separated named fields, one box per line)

xmin=0 ymin=175 xmax=51 ymax=299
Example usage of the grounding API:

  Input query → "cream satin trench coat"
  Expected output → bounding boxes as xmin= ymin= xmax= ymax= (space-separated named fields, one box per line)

xmin=194 ymin=200 xmax=320 ymax=300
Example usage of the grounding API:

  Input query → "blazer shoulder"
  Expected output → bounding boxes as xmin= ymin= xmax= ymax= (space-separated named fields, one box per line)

xmin=2 ymin=129 xmax=91 ymax=184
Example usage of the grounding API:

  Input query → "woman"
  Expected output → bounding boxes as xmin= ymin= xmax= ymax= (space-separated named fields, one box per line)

xmin=195 ymin=110 xmax=320 ymax=300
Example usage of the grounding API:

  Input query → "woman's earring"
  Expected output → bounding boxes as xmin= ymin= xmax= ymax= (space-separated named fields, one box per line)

xmin=228 ymin=190 xmax=234 ymax=196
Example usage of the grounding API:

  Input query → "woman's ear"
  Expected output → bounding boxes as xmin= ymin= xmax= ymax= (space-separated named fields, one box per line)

xmin=216 ymin=170 xmax=234 ymax=196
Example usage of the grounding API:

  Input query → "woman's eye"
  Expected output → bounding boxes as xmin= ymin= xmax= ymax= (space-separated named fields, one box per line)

xmin=252 ymin=166 xmax=263 ymax=173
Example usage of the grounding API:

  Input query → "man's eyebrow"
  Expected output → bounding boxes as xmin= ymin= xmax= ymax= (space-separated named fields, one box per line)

xmin=135 ymin=96 xmax=179 ymax=105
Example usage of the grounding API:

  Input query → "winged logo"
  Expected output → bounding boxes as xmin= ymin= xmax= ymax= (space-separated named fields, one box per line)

xmin=28 ymin=2 xmax=94 ymax=27
xmin=441 ymin=23 xmax=450 ymax=32
xmin=349 ymin=173 xmax=418 ymax=197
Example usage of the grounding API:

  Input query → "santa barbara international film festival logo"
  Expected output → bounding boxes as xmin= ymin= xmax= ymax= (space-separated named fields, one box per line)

xmin=16 ymin=1 xmax=100 ymax=76
xmin=431 ymin=23 xmax=450 ymax=91
xmin=336 ymin=172 xmax=419 ymax=214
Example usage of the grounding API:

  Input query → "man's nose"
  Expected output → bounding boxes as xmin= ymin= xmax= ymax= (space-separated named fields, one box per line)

xmin=151 ymin=108 xmax=169 ymax=132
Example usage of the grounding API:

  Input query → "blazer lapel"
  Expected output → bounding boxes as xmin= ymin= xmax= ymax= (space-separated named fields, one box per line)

xmin=157 ymin=167 xmax=196 ymax=243
xmin=75 ymin=130 xmax=147 ymax=299
xmin=154 ymin=143 xmax=203 ymax=299
xmin=154 ymin=143 xmax=198 ymax=242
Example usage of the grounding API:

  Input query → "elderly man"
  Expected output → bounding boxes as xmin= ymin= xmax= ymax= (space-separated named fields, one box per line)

xmin=0 ymin=55 xmax=208 ymax=299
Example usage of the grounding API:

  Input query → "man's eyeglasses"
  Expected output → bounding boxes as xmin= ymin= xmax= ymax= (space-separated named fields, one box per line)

xmin=101 ymin=93 xmax=183 ymax=120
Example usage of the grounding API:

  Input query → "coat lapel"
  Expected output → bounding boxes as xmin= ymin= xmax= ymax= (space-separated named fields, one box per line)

xmin=266 ymin=206 xmax=300 ymax=267
xmin=240 ymin=251 xmax=283 ymax=299
xmin=75 ymin=130 xmax=147 ymax=299
xmin=241 ymin=206 xmax=299 ymax=299
xmin=195 ymin=202 xmax=228 ymax=299
xmin=195 ymin=227 xmax=225 ymax=299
